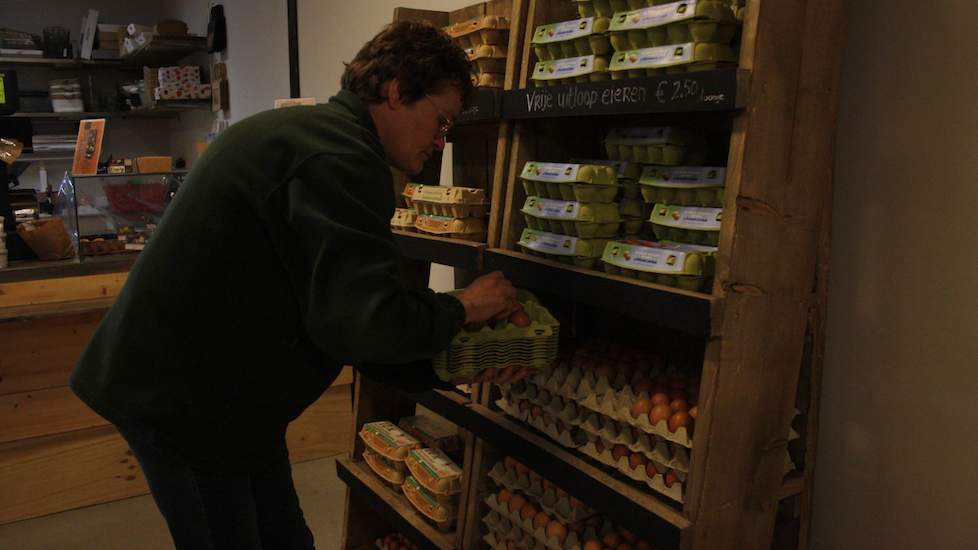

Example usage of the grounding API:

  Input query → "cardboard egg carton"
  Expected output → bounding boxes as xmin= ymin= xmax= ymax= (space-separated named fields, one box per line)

xmin=467 ymin=44 xmax=508 ymax=74
xmin=414 ymin=214 xmax=486 ymax=242
xmin=473 ymin=72 xmax=506 ymax=88
xmin=390 ymin=208 xmax=418 ymax=232
xmin=531 ymin=54 xmax=610 ymax=87
xmin=579 ymin=436 xmax=686 ymax=503
xmin=486 ymin=461 xmax=597 ymax=524
xmin=445 ymin=16 xmax=510 ymax=49
xmin=410 ymin=185 xmax=488 ymax=218
xmin=483 ymin=495 xmax=617 ymax=550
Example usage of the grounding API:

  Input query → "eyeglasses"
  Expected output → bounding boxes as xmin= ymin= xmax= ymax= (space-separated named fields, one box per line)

xmin=424 ymin=94 xmax=454 ymax=138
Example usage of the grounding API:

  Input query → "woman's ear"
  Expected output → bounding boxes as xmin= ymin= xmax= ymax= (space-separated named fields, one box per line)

xmin=385 ymin=79 xmax=403 ymax=110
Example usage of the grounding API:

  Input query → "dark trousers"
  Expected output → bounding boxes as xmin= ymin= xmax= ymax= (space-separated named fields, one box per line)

xmin=121 ymin=430 xmax=315 ymax=550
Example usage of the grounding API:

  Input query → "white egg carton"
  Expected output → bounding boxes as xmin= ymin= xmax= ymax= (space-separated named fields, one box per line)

xmin=486 ymin=461 xmax=598 ymax=524
xmin=483 ymin=494 xmax=616 ymax=550
xmin=580 ymin=435 xmax=686 ymax=503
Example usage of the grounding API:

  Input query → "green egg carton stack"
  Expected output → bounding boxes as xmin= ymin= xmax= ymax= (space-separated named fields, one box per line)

xmin=570 ymin=158 xmax=643 ymax=199
xmin=532 ymin=17 xmax=612 ymax=62
xmin=606 ymin=0 xmax=739 ymax=78
xmin=517 ymin=227 xmax=610 ymax=269
xmin=601 ymin=239 xmax=717 ymax=291
xmin=432 ymin=291 xmax=559 ymax=383
xmin=639 ymin=165 xmax=726 ymax=207
xmin=522 ymin=196 xmax=622 ymax=238
xmin=649 ymin=203 xmax=722 ymax=245
xmin=520 ymin=162 xmax=620 ymax=202
xmin=604 ymin=126 xmax=700 ymax=165
xmin=619 ymin=197 xmax=653 ymax=236
xmin=531 ymin=54 xmax=611 ymax=86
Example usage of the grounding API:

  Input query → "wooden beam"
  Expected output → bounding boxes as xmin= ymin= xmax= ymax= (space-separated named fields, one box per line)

xmin=0 ymin=386 xmax=108 ymax=444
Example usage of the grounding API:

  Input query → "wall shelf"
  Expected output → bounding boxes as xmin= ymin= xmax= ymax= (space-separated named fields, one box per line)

xmin=393 ymin=230 xmax=485 ymax=271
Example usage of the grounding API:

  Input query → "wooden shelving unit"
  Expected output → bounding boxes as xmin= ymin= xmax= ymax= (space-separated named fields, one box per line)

xmin=339 ymin=1 xmax=844 ymax=549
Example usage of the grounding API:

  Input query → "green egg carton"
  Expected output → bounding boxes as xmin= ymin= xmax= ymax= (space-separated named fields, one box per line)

xmin=532 ymin=17 xmax=612 ymax=61
xmin=432 ymin=290 xmax=559 ymax=383
xmin=445 ymin=16 xmax=510 ymax=50
xmin=601 ymin=239 xmax=716 ymax=291
xmin=522 ymin=196 xmax=622 ymax=238
xmin=568 ymin=158 xmax=643 ymax=181
xmin=649 ymin=203 xmax=722 ymax=245
xmin=520 ymin=161 xmax=619 ymax=203
xmin=639 ymin=165 xmax=726 ymax=207
xmin=619 ymin=198 xmax=650 ymax=236
xmin=531 ymin=54 xmax=610 ymax=86
xmin=466 ymin=44 xmax=508 ymax=75
xmin=517 ymin=227 xmax=609 ymax=269
xmin=575 ymin=0 xmax=634 ymax=19
xmin=609 ymin=0 xmax=737 ymax=51
xmin=604 ymin=126 xmax=689 ymax=165
xmin=610 ymin=41 xmax=736 ymax=79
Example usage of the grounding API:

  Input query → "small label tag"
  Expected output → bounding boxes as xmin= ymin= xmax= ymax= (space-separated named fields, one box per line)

xmin=651 ymin=204 xmax=722 ymax=230
xmin=611 ymin=43 xmax=694 ymax=71
xmin=523 ymin=197 xmax=581 ymax=220
xmin=610 ymin=0 xmax=699 ymax=32
xmin=412 ymin=448 xmax=462 ymax=480
xmin=640 ymin=166 xmax=726 ymax=188
xmin=518 ymin=229 xmax=579 ymax=257
xmin=534 ymin=55 xmax=597 ymax=81
xmin=521 ymin=162 xmax=582 ymax=183
xmin=533 ymin=18 xmax=595 ymax=44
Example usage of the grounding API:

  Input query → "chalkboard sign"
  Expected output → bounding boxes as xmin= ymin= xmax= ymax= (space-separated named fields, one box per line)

xmin=502 ymin=69 xmax=738 ymax=119
xmin=456 ymin=87 xmax=501 ymax=124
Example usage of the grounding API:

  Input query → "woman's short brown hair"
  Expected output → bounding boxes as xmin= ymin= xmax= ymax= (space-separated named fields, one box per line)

xmin=341 ymin=21 xmax=474 ymax=104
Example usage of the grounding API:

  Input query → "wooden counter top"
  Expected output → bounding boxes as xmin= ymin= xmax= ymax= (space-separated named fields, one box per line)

xmin=0 ymin=255 xmax=138 ymax=285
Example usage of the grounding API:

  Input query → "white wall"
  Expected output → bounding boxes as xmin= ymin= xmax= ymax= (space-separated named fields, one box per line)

xmin=812 ymin=2 xmax=978 ymax=549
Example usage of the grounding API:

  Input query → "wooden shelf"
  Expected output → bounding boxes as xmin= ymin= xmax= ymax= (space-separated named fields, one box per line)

xmin=484 ymin=249 xmax=712 ymax=335
xmin=0 ymin=56 xmax=128 ymax=68
xmin=366 ymin=373 xmax=685 ymax=546
xmin=336 ymin=457 xmax=456 ymax=550
xmin=393 ymin=230 xmax=485 ymax=271
xmin=8 ymin=106 xmax=205 ymax=120
xmin=120 ymin=35 xmax=207 ymax=66
xmin=502 ymin=69 xmax=742 ymax=119
xmin=0 ymin=254 xmax=136 ymax=285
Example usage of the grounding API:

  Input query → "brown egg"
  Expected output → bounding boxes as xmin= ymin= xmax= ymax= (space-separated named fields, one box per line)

xmin=630 ymin=398 xmax=653 ymax=418
xmin=664 ymin=469 xmax=680 ymax=488
xmin=668 ymin=411 xmax=692 ymax=433
xmin=509 ymin=309 xmax=531 ymax=327
xmin=670 ymin=398 xmax=689 ymax=412
xmin=532 ymin=510 xmax=551 ymax=531
xmin=508 ymin=493 xmax=527 ymax=514
xmin=645 ymin=461 xmax=659 ymax=478
xmin=531 ymin=405 xmax=543 ymax=419
xmin=603 ymin=532 xmax=622 ymax=547
xmin=583 ymin=541 xmax=603 ymax=550
xmin=632 ymin=377 xmax=654 ymax=394
xmin=542 ymin=478 xmax=554 ymax=492
xmin=650 ymin=392 xmax=670 ymax=406
xmin=546 ymin=520 xmax=568 ymax=543
xmin=498 ymin=489 xmax=512 ymax=504
xmin=637 ymin=541 xmax=654 ymax=550
xmin=689 ymin=406 xmax=699 ymax=419
xmin=629 ymin=452 xmax=647 ymax=471
xmin=518 ymin=400 xmax=532 ymax=414
xmin=541 ymin=414 xmax=554 ymax=428
xmin=538 ymin=389 xmax=552 ymax=403
xmin=649 ymin=404 xmax=672 ymax=425
xmin=520 ymin=503 xmax=539 ymax=521
xmin=629 ymin=426 xmax=642 ymax=441
xmin=555 ymin=420 xmax=568 ymax=434
xmin=612 ymin=444 xmax=630 ymax=462
xmin=594 ymin=438 xmax=607 ymax=455
xmin=621 ymin=529 xmax=637 ymax=543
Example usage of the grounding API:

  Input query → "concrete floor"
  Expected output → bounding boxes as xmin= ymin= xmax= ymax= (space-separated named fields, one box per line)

xmin=0 ymin=455 xmax=346 ymax=550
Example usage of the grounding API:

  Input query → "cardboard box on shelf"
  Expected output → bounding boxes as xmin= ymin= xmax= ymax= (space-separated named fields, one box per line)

xmin=135 ymin=156 xmax=172 ymax=173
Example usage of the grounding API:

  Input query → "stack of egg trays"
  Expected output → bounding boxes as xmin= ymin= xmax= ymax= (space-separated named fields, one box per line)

xmin=486 ymin=460 xmax=598 ymax=525
xmin=639 ymin=165 xmax=725 ymax=207
xmin=604 ymin=126 xmax=703 ymax=165
xmin=482 ymin=494 xmax=617 ymax=550
xmin=409 ymin=184 xmax=488 ymax=218
xmin=607 ymin=1 xmax=739 ymax=77
xmin=618 ymin=197 xmax=651 ymax=236
xmin=531 ymin=16 xmax=612 ymax=62
xmin=531 ymin=54 xmax=611 ymax=86
xmin=517 ymin=227 xmax=610 ymax=269
xmin=390 ymin=208 xmax=418 ymax=232
xmin=467 ymin=44 xmax=509 ymax=75
xmin=431 ymin=291 xmax=559 ymax=383
xmin=415 ymin=214 xmax=486 ymax=242
xmin=648 ymin=203 xmax=721 ymax=245
xmin=570 ymin=158 xmax=646 ymax=234
xmin=445 ymin=16 xmax=510 ymax=87
xmin=520 ymin=162 xmax=620 ymax=203
xmin=402 ymin=183 xmax=421 ymax=208
xmin=521 ymin=196 xmax=622 ymax=239
xmin=600 ymin=239 xmax=716 ymax=291
xmin=572 ymin=0 xmax=629 ymax=19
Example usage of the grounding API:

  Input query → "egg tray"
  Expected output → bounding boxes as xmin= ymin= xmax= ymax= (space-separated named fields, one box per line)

xmin=569 ymin=158 xmax=643 ymax=182
xmin=579 ymin=434 xmax=686 ymax=503
xmin=409 ymin=184 xmax=488 ymax=218
xmin=522 ymin=197 xmax=622 ymax=239
xmin=402 ymin=183 xmax=421 ymax=208
xmin=362 ymin=448 xmax=407 ymax=488
xmin=522 ymin=180 xmax=621 ymax=203
xmin=496 ymin=396 xmax=588 ymax=450
xmin=432 ymin=292 xmax=559 ymax=383
xmin=532 ymin=17 xmax=612 ymax=62
xmin=639 ymin=165 xmax=726 ymax=207
xmin=610 ymin=42 xmax=737 ymax=79
xmin=640 ymin=184 xmax=724 ymax=207
xmin=402 ymin=476 xmax=456 ymax=533
xmin=405 ymin=448 xmax=464 ymax=505
xmin=609 ymin=1 xmax=739 ymax=51
xmin=483 ymin=494 xmax=617 ymax=550
xmin=649 ymin=203 xmax=722 ymax=246
xmin=603 ymin=126 xmax=704 ymax=166
xmin=390 ymin=208 xmax=418 ymax=232
xmin=468 ymin=44 xmax=509 ymax=75
xmin=414 ymin=214 xmax=487 ymax=242
xmin=601 ymin=239 xmax=716 ymax=292
xmin=486 ymin=461 xmax=598 ymax=524
xmin=532 ymin=55 xmax=610 ymax=86
xmin=521 ymin=161 xmax=620 ymax=203
xmin=445 ymin=16 xmax=510 ymax=50
xmin=517 ymin=228 xmax=609 ymax=270
xmin=473 ymin=72 xmax=506 ymax=88
xmin=620 ymin=197 xmax=649 ymax=220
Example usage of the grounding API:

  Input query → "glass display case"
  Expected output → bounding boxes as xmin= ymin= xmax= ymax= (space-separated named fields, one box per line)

xmin=61 ymin=170 xmax=186 ymax=258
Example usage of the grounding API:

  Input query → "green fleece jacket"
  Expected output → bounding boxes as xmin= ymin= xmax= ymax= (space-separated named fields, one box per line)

xmin=70 ymin=91 xmax=465 ymax=468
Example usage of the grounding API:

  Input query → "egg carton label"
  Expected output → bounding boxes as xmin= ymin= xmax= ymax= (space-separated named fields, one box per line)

xmin=411 ymin=448 xmax=462 ymax=480
xmin=611 ymin=43 xmax=695 ymax=71
xmin=651 ymin=204 xmax=722 ymax=230
xmin=603 ymin=241 xmax=689 ymax=274
xmin=534 ymin=55 xmax=597 ymax=81
xmin=606 ymin=126 xmax=678 ymax=146
xmin=404 ymin=476 xmax=440 ymax=508
xmin=533 ymin=17 xmax=596 ymax=44
xmin=659 ymin=240 xmax=718 ymax=253
xmin=521 ymin=162 xmax=583 ymax=183
xmin=523 ymin=197 xmax=582 ymax=220
xmin=518 ymin=229 xmax=580 ymax=257
xmin=610 ymin=1 xmax=700 ymax=32
xmin=363 ymin=421 xmax=417 ymax=449
xmin=641 ymin=166 xmax=726 ymax=189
